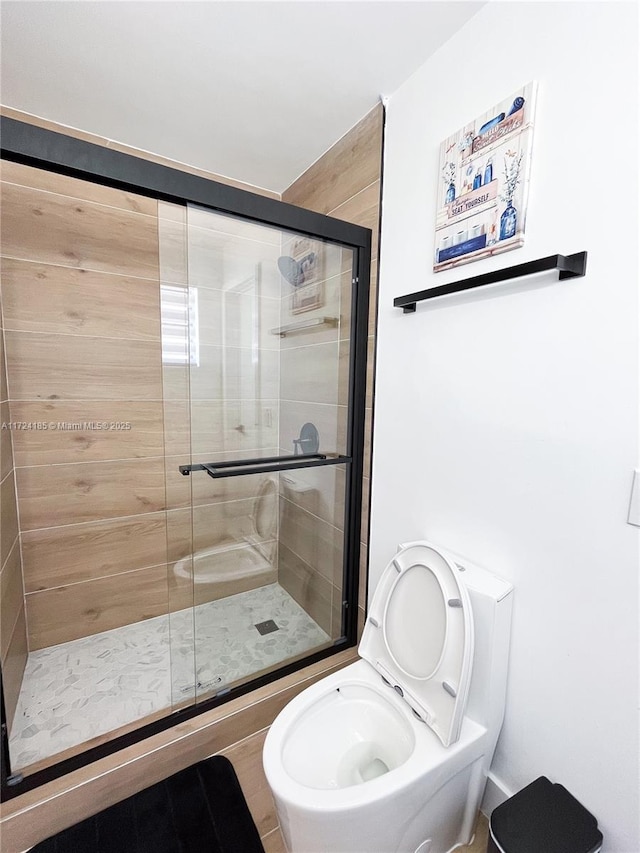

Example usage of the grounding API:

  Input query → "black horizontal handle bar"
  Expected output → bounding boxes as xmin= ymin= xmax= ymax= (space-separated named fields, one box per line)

xmin=179 ymin=453 xmax=351 ymax=479
xmin=180 ymin=452 xmax=325 ymax=475
xmin=394 ymin=251 xmax=588 ymax=313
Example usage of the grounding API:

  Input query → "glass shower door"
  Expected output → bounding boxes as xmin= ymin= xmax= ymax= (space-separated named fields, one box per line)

xmin=170 ymin=204 xmax=356 ymax=703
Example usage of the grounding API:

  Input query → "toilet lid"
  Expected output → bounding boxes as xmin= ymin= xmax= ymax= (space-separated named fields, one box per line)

xmin=359 ymin=541 xmax=474 ymax=747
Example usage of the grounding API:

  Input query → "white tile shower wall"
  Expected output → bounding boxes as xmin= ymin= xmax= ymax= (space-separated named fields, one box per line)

xmin=372 ymin=3 xmax=639 ymax=851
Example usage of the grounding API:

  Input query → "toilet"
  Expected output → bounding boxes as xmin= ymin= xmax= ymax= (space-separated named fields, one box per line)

xmin=263 ymin=540 xmax=513 ymax=853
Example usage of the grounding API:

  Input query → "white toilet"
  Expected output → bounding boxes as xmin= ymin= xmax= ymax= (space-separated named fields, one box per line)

xmin=263 ymin=540 xmax=513 ymax=853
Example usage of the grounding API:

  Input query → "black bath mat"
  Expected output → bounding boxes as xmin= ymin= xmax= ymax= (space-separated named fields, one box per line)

xmin=31 ymin=755 xmax=266 ymax=853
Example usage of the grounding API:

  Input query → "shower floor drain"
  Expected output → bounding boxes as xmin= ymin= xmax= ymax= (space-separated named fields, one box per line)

xmin=255 ymin=619 xmax=279 ymax=635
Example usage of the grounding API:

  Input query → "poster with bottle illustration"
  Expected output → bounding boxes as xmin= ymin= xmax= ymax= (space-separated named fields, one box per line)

xmin=434 ymin=82 xmax=537 ymax=273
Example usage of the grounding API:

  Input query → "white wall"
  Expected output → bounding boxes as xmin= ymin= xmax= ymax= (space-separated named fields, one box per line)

xmin=371 ymin=2 xmax=639 ymax=850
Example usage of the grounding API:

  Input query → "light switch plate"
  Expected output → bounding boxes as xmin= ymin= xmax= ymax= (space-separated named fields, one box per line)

xmin=627 ymin=469 xmax=640 ymax=527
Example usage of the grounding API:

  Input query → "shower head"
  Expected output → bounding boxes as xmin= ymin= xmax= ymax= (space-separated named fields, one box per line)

xmin=277 ymin=252 xmax=316 ymax=287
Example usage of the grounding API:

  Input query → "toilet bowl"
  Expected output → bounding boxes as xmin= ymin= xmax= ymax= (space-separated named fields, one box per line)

xmin=263 ymin=541 xmax=513 ymax=853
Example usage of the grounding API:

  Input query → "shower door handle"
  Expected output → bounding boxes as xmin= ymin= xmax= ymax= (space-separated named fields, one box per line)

xmin=179 ymin=453 xmax=351 ymax=479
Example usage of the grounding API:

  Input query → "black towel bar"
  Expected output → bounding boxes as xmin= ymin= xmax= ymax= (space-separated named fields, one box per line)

xmin=394 ymin=251 xmax=588 ymax=313
xmin=179 ymin=453 xmax=351 ymax=479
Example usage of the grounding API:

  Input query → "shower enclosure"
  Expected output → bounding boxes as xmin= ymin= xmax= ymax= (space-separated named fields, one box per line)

xmin=0 ymin=118 xmax=370 ymax=796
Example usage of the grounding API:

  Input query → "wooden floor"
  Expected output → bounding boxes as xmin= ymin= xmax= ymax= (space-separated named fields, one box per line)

xmin=260 ymin=812 xmax=489 ymax=852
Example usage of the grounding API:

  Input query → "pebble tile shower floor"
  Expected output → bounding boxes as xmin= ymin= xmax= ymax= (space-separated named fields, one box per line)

xmin=9 ymin=583 xmax=330 ymax=769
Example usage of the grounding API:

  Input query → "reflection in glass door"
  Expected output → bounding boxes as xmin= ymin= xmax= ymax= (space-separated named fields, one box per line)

xmin=165 ymin=205 xmax=356 ymax=704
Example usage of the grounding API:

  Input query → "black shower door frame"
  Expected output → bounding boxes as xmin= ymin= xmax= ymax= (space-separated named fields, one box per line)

xmin=0 ymin=116 xmax=371 ymax=798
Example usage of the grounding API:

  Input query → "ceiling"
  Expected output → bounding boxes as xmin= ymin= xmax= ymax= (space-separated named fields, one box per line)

xmin=0 ymin=1 xmax=484 ymax=193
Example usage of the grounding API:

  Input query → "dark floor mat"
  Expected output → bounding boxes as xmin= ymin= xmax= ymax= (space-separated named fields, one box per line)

xmin=31 ymin=755 xmax=266 ymax=853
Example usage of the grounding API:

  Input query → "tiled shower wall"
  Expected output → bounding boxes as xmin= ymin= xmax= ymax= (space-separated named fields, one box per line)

xmin=0 ymin=289 xmax=28 ymax=730
xmin=159 ymin=202 xmax=283 ymax=612
xmin=1 ymin=161 xmax=169 ymax=651
xmin=280 ymin=104 xmax=383 ymax=635
xmin=0 ymin=105 xmax=381 ymax=662
xmin=0 ymin=162 xmax=281 ymax=653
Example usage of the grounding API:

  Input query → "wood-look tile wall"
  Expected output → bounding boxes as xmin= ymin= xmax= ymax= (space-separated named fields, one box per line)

xmin=280 ymin=105 xmax=383 ymax=634
xmin=0 ymin=161 xmax=172 ymax=650
xmin=158 ymin=202 xmax=284 ymax=612
xmin=0 ymin=289 xmax=28 ymax=731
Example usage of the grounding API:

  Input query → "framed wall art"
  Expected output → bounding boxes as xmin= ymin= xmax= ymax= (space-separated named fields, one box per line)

xmin=434 ymin=81 xmax=537 ymax=272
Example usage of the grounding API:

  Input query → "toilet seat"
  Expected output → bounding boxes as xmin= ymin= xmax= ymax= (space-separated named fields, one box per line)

xmin=359 ymin=541 xmax=474 ymax=747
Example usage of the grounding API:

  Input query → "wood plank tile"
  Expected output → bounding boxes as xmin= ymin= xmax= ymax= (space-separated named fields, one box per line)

xmin=158 ymin=215 xmax=188 ymax=286
xmin=165 ymin=454 xmax=279 ymax=511
xmin=329 ymin=180 xmax=380 ymax=227
xmin=279 ymin=496 xmax=343 ymax=587
xmin=2 ymin=605 xmax=28 ymax=732
xmin=330 ymin=181 xmax=380 ymax=259
xmin=277 ymin=542 xmax=333 ymax=637
xmin=157 ymin=201 xmax=186 ymax=225
xmin=279 ymin=400 xmax=347 ymax=458
xmin=261 ymin=827 xmax=287 ymax=853
xmin=0 ymin=181 xmax=160 ymax=280
xmin=280 ymin=341 xmax=341 ymax=406
xmin=10 ymin=401 xmax=164 ymax=466
xmin=282 ymin=105 xmax=383 ymax=214
xmin=1 ymin=401 xmax=13 ymax=481
xmin=279 ymin=463 xmax=346 ymax=532
xmin=0 ymin=332 xmax=8 ymax=402
xmin=25 ymin=564 xmax=169 ymax=649
xmin=1 ymin=259 xmax=161 ymax=340
xmin=162 ymin=364 xmax=190 ymax=402
xmin=4 ymin=331 xmax=163 ymax=401
xmin=189 ymin=344 xmax=279 ymax=402
xmin=1 ymin=469 xmax=19 ymax=567
xmin=197 ymin=287 xmax=280 ymax=351
xmin=1 ymin=538 xmax=23 ymax=660
xmin=16 ymin=457 xmax=166 ymax=530
xmin=189 ymin=496 xmax=277 ymax=553
xmin=21 ymin=512 xmax=168 ymax=592
xmin=169 ymin=565 xmax=277 ymax=612
xmin=186 ymin=223 xmax=282 ymax=298
xmin=190 ymin=399 xmax=279 ymax=457
xmin=222 ymin=729 xmax=278 ymax=838
xmin=280 ymin=270 xmax=352 ymax=350
xmin=1 ymin=160 xmax=157 ymax=216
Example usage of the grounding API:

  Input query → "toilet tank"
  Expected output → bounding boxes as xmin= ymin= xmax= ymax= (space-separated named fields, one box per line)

xmin=446 ymin=551 xmax=513 ymax=737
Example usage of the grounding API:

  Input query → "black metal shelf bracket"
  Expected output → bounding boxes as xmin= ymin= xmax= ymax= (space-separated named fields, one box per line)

xmin=394 ymin=251 xmax=588 ymax=313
